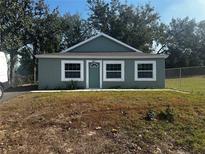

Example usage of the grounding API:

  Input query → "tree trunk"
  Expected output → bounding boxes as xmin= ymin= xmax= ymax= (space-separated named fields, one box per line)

xmin=9 ymin=51 xmax=17 ymax=87
xmin=33 ymin=42 xmax=37 ymax=83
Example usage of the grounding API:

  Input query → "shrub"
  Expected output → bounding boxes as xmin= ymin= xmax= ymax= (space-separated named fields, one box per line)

xmin=158 ymin=105 xmax=175 ymax=123
xmin=145 ymin=105 xmax=175 ymax=123
xmin=66 ymin=80 xmax=78 ymax=90
xmin=108 ymin=86 xmax=121 ymax=89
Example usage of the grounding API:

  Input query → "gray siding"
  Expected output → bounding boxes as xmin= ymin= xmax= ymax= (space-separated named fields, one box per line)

xmin=70 ymin=36 xmax=134 ymax=52
xmin=38 ymin=58 xmax=165 ymax=89
xmin=38 ymin=58 xmax=86 ymax=89
xmin=102 ymin=59 xmax=165 ymax=88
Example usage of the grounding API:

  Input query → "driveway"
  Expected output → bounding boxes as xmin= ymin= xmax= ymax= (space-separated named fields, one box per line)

xmin=0 ymin=85 xmax=37 ymax=103
xmin=0 ymin=91 xmax=27 ymax=102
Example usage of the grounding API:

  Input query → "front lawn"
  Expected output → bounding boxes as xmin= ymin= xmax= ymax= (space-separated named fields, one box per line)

xmin=0 ymin=92 xmax=205 ymax=153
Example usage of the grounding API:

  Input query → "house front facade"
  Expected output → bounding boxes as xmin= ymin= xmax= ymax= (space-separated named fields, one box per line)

xmin=36 ymin=33 xmax=167 ymax=89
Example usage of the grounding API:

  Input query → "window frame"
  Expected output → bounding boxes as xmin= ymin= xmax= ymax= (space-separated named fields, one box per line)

xmin=61 ymin=60 xmax=84 ymax=81
xmin=134 ymin=61 xmax=156 ymax=81
xmin=103 ymin=60 xmax=125 ymax=81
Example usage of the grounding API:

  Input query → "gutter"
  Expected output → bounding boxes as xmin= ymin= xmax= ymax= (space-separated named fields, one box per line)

xmin=35 ymin=54 xmax=168 ymax=59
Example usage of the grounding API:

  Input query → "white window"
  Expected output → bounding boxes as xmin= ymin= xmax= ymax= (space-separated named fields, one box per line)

xmin=135 ymin=61 xmax=156 ymax=81
xmin=61 ymin=60 xmax=84 ymax=81
xmin=103 ymin=61 xmax=124 ymax=81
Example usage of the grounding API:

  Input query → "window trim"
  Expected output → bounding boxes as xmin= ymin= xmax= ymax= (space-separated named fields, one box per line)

xmin=61 ymin=60 xmax=84 ymax=81
xmin=134 ymin=61 xmax=156 ymax=81
xmin=103 ymin=60 xmax=125 ymax=81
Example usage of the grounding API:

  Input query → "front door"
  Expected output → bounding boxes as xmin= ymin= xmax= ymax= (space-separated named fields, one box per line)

xmin=88 ymin=61 xmax=101 ymax=88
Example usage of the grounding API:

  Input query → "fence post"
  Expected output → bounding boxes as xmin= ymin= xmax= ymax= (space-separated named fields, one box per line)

xmin=179 ymin=68 xmax=182 ymax=89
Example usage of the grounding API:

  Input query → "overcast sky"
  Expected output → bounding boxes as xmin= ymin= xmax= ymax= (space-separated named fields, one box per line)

xmin=45 ymin=0 xmax=205 ymax=23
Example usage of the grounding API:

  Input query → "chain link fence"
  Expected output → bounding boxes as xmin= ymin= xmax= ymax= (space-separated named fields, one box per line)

xmin=13 ymin=74 xmax=34 ymax=87
xmin=165 ymin=66 xmax=205 ymax=93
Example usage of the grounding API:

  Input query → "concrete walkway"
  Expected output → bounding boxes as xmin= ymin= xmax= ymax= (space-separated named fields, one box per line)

xmin=31 ymin=89 xmax=190 ymax=94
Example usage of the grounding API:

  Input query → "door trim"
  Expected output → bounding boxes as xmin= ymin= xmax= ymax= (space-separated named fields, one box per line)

xmin=86 ymin=60 xmax=102 ymax=88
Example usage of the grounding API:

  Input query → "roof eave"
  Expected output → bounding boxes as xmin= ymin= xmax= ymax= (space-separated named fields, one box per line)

xmin=36 ymin=55 xmax=168 ymax=59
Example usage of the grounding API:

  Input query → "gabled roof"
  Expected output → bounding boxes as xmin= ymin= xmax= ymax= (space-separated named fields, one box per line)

xmin=61 ymin=33 xmax=143 ymax=53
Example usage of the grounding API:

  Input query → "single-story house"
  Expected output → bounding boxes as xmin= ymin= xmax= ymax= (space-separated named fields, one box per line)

xmin=36 ymin=33 xmax=167 ymax=89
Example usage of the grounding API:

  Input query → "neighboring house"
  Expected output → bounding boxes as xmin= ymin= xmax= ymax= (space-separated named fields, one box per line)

xmin=36 ymin=33 xmax=167 ymax=89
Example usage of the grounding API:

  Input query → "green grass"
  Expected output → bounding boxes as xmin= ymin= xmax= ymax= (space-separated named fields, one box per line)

xmin=0 ymin=91 xmax=205 ymax=153
xmin=166 ymin=75 xmax=205 ymax=94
